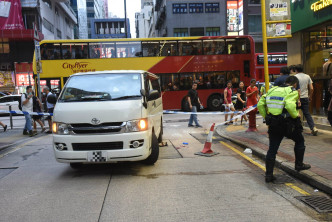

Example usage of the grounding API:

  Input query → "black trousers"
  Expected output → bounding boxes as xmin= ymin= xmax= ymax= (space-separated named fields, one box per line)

xmin=266 ymin=126 xmax=305 ymax=160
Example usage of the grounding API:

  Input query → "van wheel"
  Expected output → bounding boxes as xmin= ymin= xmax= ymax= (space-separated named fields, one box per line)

xmin=143 ymin=133 xmax=159 ymax=165
xmin=158 ymin=121 xmax=163 ymax=143
xmin=70 ymin=163 xmax=83 ymax=169
xmin=208 ymin=94 xmax=222 ymax=111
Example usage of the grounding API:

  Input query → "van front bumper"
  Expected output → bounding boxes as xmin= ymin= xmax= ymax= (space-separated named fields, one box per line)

xmin=53 ymin=131 xmax=151 ymax=163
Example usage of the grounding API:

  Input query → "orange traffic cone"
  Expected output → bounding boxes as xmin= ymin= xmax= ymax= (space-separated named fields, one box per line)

xmin=195 ymin=123 xmax=219 ymax=157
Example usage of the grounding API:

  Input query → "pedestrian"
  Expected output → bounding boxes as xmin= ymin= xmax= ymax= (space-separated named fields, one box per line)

xmin=274 ymin=66 xmax=290 ymax=86
xmin=224 ymin=81 xmax=235 ymax=125
xmin=32 ymin=91 xmax=46 ymax=133
xmin=21 ymin=86 xmax=36 ymax=137
xmin=0 ymin=121 xmax=7 ymax=132
xmin=323 ymin=54 xmax=332 ymax=76
xmin=328 ymin=79 xmax=332 ymax=126
xmin=246 ymin=79 xmax=259 ymax=132
xmin=295 ymin=64 xmax=318 ymax=135
xmin=233 ymin=81 xmax=248 ymax=125
xmin=257 ymin=76 xmax=311 ymax=183
xmin=289 ymin=65 xmax=296 ymax=75
xmin=187 ymin=82 xmax=203 ymax=128
xmin=43 ymin=86 xmax=55 ymax=133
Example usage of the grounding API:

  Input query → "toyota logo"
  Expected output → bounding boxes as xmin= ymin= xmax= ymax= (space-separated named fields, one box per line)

xmin=91 ymin=118 xmax=100 ymax=125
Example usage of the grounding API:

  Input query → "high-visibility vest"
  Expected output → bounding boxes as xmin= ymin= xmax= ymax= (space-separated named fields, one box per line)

xmin=258 ymin=86 xmax=299 ymax=118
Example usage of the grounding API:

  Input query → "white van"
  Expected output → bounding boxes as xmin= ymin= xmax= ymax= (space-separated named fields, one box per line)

xmin=52 ymin=70 xmax=163 ymax=168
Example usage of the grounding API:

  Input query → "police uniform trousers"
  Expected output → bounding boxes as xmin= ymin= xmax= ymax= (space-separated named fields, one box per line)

xmin=266 ymin=117 xmax=305 ymax=161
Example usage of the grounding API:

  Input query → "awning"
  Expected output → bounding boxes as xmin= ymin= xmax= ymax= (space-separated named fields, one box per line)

xmin=0 ymin=29 xmax=44 ymax=41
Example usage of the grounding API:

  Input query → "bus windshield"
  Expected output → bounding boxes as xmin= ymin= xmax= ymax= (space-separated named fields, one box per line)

xmin=59 ymin=73 xmax=142 ymax=102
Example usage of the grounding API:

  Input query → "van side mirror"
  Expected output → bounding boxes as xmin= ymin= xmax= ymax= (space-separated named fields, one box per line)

xmin=147 ymin=90 xmax=159 ymax=101
xmin=140 ymin=89 xmax=146 ymax=97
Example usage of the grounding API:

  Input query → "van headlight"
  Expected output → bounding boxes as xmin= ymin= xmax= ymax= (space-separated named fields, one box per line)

xmin=125 ymin=119 xmax=148 ymax=132
xmin=52 ymin=122 xmax=70 ymax=135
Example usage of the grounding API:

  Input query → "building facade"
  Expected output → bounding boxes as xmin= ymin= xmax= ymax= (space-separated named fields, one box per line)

xmin=288 ymin=0 xmax=332 ymax=114
xmin=90 ymin=18 xmax=131 ymax=39
xmin=152 ymin=0 xmax=227 ymax=37
xmin=70 ymin=0 xmax=105 ymax=39
xmin=135 ymin=0 xmax=153 ymax=38
xmin=0 ymin=0 xmax=76 ymax=93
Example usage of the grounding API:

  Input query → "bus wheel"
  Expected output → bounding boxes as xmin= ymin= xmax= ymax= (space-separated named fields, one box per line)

xmin=143 ymin=133 xmax=159 ymax=165
xmin=208 ymin=95 xmax=222 ymax=111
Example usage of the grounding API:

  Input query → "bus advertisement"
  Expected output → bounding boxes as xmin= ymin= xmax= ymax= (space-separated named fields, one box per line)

xmin=33 ymin=36 xmax=256 ymax=111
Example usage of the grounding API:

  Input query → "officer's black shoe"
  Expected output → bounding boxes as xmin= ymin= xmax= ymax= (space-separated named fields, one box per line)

xmin=294 ymin=149 xmax=311 ymax=171
xmin=265 ymin=175 xmax=277 ymax=183
xmin=265 ymin=159 xmax=276 ymax=183
xmin=295 ymin=163 xmax=311 ymax=172
xmin=23 ymin=129 xmax=28 ymax=135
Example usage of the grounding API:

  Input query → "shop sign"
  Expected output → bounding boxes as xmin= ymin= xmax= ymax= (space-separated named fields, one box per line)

xmin=311 ymin=0 xmax=332 ymax=12
xmin=16 ymin=74 xmax=34 ymax=86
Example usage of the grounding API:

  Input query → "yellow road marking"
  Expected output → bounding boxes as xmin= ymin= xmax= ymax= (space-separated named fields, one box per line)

xmin=285 ymin=183 xmax=310 ymax=196
xmin=220 ymin=141 xmax=266 ymax=171
xmin=0 ymin=136 xmax=46 ymax=159
xmin=220 ymin=141 xmax=311 ymax=196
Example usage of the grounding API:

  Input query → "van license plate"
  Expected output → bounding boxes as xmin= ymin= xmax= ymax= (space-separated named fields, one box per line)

xmin=87 ymin=151 xmax=107 ymax=162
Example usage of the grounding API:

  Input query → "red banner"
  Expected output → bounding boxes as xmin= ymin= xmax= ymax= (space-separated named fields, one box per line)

xmin=0 ymin=0 xmax=25 ymax=30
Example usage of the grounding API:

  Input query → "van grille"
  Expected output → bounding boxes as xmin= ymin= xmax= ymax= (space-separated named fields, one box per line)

xmin=70 ymin=122 xmax=124 ymax=134
xmin=72 ymin=142 xmax=123 ymax=151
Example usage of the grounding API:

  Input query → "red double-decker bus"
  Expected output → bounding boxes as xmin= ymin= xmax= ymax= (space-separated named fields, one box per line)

xmin=34 ymin=36 xmax=256 ymax=111
xmin=255 ymin=52 xmax=287 ymax=83
xmin=153 ymin=36 xmax=256 ymax=111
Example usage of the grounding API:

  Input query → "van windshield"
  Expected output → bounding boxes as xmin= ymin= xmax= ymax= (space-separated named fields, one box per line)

xmin=59 ymin=73 xmax=142 ymax=102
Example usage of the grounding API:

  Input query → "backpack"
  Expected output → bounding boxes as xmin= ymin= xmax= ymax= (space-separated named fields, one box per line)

xmin=32 ymin=96 xmax=41 ymax=112
xmin=47 ymin=93 xmax=57 ymax=105
xmin=18 ymin=93 xmax=27 ymax=111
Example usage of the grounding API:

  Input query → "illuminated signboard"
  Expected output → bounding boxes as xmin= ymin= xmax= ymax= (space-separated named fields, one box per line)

xmin=311 ymin=0 xmax=332 ymax=12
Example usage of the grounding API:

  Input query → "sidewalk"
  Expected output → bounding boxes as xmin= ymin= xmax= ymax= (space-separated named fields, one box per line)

xmin=0 ymin=116 xmax=47 ymax=151
xmin=216 ymin=118 xmax=332 ymax=195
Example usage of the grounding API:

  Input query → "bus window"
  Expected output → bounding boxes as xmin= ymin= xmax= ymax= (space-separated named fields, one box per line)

xmin=62 ymin=43 xmax=88 ymax=59
xmin=236 ymin=38 xmax=251 ymax=54
xmin=271 ymin=54 xmax=284 ymax=64
xmin=100 ymin=42 xmax=116 ymax=58
xmin=226 ymin=71 xmax=240 ymax=88
xmin=203 ymin=39 xmax=226 ymax=55
xmin=178 ymin=40 xmax=202 ymax=56
xmin=116 ymin=41 xmax=141 ymax=58
xmin=41 ymin=43 xmax=61 ymax=60
xmin=209 ymin=72 xmax=226 ymax=89
xmin=226 ymin=38 xmax=250 ymax=54
xmin=160 ymin=41 xmax=178 ymax=56
xmin=142 ymin=41 xmax=160 ymax=57
xmin=160 ymin=73 xmax=178 ymax=91
xmin=89 ymin=43 xmax=102 ymax=58
xmin=179 ymin=73 xmax=194 ymax=90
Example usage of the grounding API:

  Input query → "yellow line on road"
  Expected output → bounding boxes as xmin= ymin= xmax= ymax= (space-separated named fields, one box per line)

xmin=285 ymin=183 xmax=310 ymax=196
xmin=220 ymin=141 xmax=311 ymax=196
xmin=220 ymin=141 xmax=266 ymax=171
xmin=0 ymin=136 xmax=46 ymax=159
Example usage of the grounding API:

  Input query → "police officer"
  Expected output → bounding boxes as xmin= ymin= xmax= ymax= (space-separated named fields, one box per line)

xmin=257 ymin=76 xmax=311 ymax=183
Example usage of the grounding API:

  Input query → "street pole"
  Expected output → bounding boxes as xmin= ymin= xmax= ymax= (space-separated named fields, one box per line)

xmin=260 ymin=0 xmax=270 ymax=92
xmin=124 ymin=0 xmax=127 ymax=38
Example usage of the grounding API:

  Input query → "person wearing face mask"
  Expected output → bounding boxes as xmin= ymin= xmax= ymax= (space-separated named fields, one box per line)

xmin=22 ymin=86 xmax=36 ymax=137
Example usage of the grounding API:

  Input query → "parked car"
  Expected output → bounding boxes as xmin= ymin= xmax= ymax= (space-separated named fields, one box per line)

xmin=0 ymin=95 xmax=22 ymax=116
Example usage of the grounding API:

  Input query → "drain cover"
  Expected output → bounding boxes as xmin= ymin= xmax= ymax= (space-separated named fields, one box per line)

xmin=295 ymin=195 xmax=332 ymax=213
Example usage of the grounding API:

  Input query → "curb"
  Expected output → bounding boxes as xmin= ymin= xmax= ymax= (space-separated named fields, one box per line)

xmin=218 ymin=132 xmax=332 ymax=196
